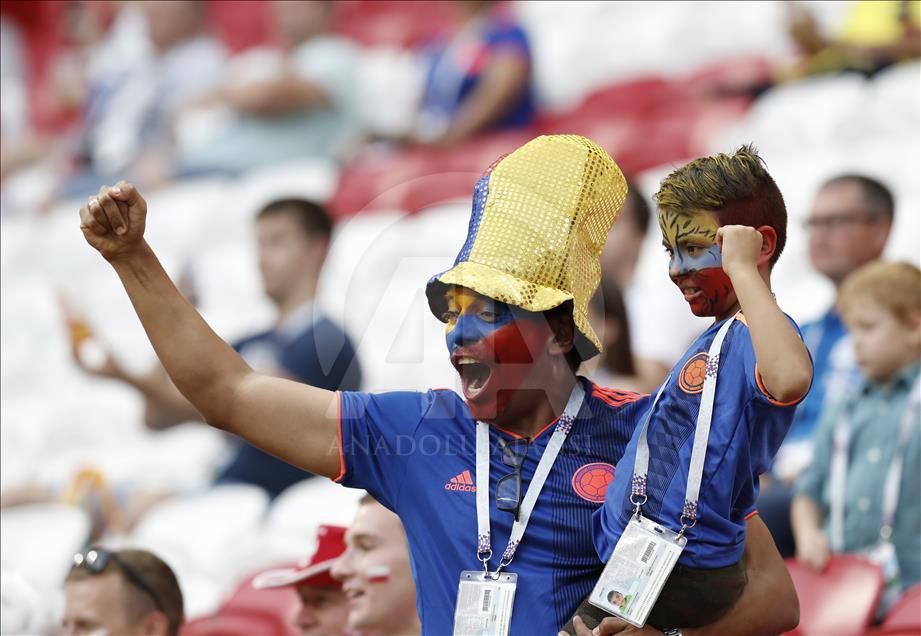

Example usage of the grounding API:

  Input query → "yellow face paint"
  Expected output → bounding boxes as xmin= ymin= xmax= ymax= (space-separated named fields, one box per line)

xmin=443 ymin=287 xmax=481 ymax=333
xmin=659 ymin=208 xmax=720 ymax=256
xmin=657 ymin=208 xmax=735 ymax=317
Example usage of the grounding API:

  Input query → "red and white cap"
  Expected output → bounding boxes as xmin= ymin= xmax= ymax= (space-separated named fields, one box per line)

xmin=252 ymin=525 xmax=347 ymax=589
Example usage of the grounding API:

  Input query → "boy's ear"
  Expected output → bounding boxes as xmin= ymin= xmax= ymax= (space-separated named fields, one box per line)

xmin=756 ymin=225 xmax=778 ymax=267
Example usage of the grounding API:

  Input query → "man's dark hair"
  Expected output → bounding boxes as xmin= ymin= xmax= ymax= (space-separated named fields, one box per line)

xmin=655 ymin=144 xmax=788 ymax=267
xmin=257 ymin=198 xmax=334 ymax=240
xmin=623 ymin=179 xmax=651 ymax=237
xmin=66 ymin=549 xmax=184 ymax=636
xmin=821 ymin=174 xmax=895 ymax=221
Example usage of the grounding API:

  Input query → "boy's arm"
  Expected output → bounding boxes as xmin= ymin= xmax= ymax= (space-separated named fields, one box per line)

xmin=788 ymin=397 xmax=840 ymax=572
xmin=565 ymin=515 xmax=799 ymax=636
xmin=791 ymin=494 xmax=831 ymax=572
xmin=718 ymin=225 xmax=813 ymax=404
xmin=78 ymin=183 xmax=342 ymax=478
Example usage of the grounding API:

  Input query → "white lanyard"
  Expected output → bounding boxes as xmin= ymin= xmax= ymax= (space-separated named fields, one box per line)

xmin=630 ymin=316 xmax=736 ymax=535
xmin=474 ymin=380 xmax=585 ymax=577
xmin=830 ymin=379 xmax=920 ymax=550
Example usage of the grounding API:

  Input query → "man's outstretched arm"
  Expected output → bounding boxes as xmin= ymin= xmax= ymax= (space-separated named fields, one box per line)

xmin=565 ymin=515 xmax=799 ymax=636
xmin=79 ymin=182 xmax=342 ymax=478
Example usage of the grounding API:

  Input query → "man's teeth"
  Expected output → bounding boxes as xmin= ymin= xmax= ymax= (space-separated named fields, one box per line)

xmin=457 ymin=357 xmax=478 ymax=365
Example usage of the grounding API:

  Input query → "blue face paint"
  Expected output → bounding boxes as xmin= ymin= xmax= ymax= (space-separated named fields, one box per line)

xmin=669 ymin=243 xmax=723 ymax=278
xmin=444 ymin=291 xmax=516 ymax=354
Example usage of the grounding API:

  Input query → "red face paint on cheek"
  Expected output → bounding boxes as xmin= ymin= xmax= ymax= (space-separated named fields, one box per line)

xmin=365 ymin=565 xmax=391 ymax=584
xmin=683 ymin=268 xmax=735 ymax=317
xmin=464 ymin=319 xmax=550 ymax=421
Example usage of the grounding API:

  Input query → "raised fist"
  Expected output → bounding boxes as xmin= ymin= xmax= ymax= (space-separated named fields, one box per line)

xmin=78 ymin=181 xmax=148 ymax=262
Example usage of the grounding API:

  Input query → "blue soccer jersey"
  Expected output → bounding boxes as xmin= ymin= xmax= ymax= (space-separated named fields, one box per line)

xmin=336 ymin=377 xmax=649 ymax=634
xmin=595 ymin=313 xmax=807 ymax=569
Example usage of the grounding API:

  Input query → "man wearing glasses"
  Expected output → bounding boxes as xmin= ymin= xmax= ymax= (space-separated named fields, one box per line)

xmin=759 ymin=174 xmax=894 ymax=558
xmin=63 ymin=547 xmax=184 ymax=636
xmin=77 ymin=135 xmax=797 ymax=635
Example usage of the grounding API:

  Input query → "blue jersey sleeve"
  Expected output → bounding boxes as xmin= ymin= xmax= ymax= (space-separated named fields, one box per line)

xmin=335 ymin=390 xmax=435 ymax=511
xmin=740 ymin=314 xmax=811 ymax=408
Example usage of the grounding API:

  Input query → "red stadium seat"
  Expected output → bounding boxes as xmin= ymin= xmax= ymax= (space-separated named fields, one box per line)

xmin=783 ymin=555 xmax=885 ymax=636
xmin=180 ymin=572 xmax=301 ymax=636
xmin=206 ymin=1 xmax=275 ymax=53
xmin=335 ymin=0 xmax=458 ymax=48
xmin=875 ymin=584 xmax=921 ymax=635
xmin=181 ymin=612 xmax=296 ymax=636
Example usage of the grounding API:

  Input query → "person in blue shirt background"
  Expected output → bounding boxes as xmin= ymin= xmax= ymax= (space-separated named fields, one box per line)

xmin=71 ymin=197 xmax=362 ymax=499
xmin=410 ymin=0 xmax=534 ymax=148
xmin=77 ymin=135 xmax=799 ymax=635
xmin=758 ymin=174 xmax=893 ymax=558
xmin=583 ymin=145 xmax=812 ymax=632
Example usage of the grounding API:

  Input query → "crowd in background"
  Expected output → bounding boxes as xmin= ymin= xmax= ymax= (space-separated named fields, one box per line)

xmin=1 ymin=1 xmax=919 ymax=634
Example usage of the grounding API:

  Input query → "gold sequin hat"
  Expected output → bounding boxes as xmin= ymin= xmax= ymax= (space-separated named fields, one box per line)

xmin=426 ymin=134 xmax=627 ymax=358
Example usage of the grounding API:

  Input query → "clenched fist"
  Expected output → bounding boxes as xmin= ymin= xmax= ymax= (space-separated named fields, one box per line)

xmin=717 ymin=224 xmax=764 ymax=279
xmin=79 ymin=181 xmax=147 ymax=262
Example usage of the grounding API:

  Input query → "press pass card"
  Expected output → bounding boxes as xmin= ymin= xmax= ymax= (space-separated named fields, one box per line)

xmin=588 ymin=515 xmax=686 ymax=627
xmin=453 ymin=571 xmax=518 ymax=636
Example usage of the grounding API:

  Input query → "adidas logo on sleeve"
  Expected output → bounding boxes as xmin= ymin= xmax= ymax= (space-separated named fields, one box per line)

xmin=444 ymin=469 xmax=476 ymax=492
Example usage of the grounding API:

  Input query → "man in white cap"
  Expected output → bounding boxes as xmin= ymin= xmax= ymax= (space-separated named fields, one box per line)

xmin=78 ymin=135 xmax=797 ymax=635
xmin=252 ymin=525 xmax=350 ymax=636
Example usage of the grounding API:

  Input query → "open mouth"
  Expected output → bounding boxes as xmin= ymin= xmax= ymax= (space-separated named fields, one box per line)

xmin=455 ymin=356 xmax=493 ymax=401
xmin=680 ymin=286 xmax=702 ymax=302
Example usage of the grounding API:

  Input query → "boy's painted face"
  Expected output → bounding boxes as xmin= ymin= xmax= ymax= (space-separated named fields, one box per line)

xmin=659 ymin=208 xmax=736 ymax=317
xmin=443 ymin=287 xmax=552 ymax=421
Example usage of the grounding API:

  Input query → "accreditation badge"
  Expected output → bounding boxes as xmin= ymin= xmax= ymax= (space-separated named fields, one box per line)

xmin=452 ymin=571 xmax=518 ymax=636
xmin=588 ymin=515 xmax=686 ymax=627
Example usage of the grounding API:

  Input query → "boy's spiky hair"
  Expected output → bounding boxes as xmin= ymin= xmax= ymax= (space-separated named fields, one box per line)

xmin=654 ymin=144 xmax=788 ymax=267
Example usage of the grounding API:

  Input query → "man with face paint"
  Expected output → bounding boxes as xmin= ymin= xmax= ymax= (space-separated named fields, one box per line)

xmin=77 ymin=135 xmax=800 ymax=635
xmin=582 ymin=145 xmax=813 ymax=633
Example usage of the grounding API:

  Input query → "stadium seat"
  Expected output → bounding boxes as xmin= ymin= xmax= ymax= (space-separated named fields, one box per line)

xmin=181 ymin=611 xmax=296 ymax=636
xmin=130 ymin=485 xmax=270 ymax=583
xmin=179 ymin=572 xmax=301 ymax=636
xmin=0 ymin=503 xmax=90 ymax=592
xmin=874 ymin=583 xmax=921 ymax=636
xmin=334 ymin=0 xmax=457 ymax=49
xmin=783 ymin=555 xmax=885 ymax=636
xmin=266 ymin=479 xmax=365 ymax=536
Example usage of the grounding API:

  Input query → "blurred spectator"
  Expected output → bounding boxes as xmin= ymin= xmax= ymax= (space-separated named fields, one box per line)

xmin=71 ymin=198 xmax=362 ymax=499
xmin=64 ymin=546 xmax=184 ymax=636
xmin=599 ymin=182 xmax=708 ymax=391
xmin=759 ymin=174 xmax=893 ymax=557
xmin=178 ymin=0 xmax=359 ymax=174
xmin=331 ymin=494 xmax=420 ymax=636
xmin=63 ymin=1 xmax=226 ymax=195
xmin=584 ymin=277 xmax=644 ymax=393
xmin=408 ymin=0 xmax=534 ymax=148
xmin=783 ymin=0 xmax=921 ymax=80
xmin=792 ymin=261 xmax=920 ymax=610
xmin=252 ymin=525 xmax=350 ymax=636
xmin=0 ymin=15 xmax=52 ymax=186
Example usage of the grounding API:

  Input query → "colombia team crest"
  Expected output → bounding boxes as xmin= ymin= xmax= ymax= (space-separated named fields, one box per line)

xmin=678 ymin=352 xmax=709 ymax=394
xmin=572 ymin=462 xmax=615 ymax=503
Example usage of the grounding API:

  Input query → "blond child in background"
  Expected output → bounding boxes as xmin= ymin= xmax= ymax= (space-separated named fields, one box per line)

xmin=793 ymin=261 xmax=921 ymax=614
